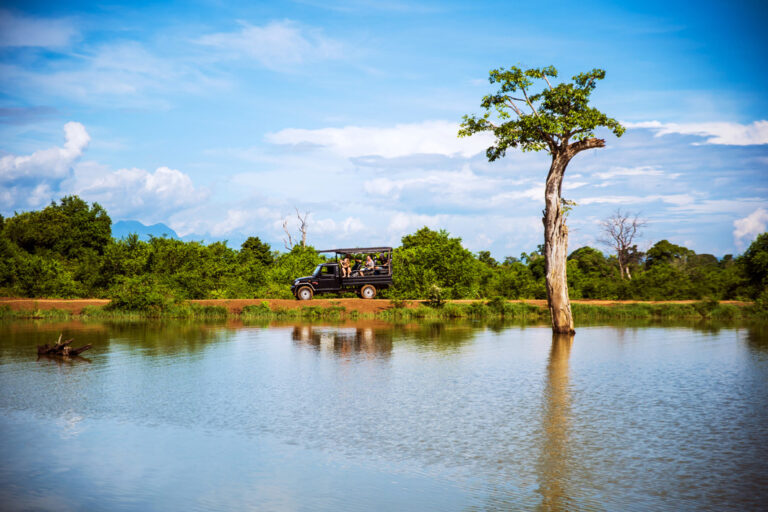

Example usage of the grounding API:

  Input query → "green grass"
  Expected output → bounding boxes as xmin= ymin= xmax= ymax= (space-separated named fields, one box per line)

xmin=0 ymin=305 xmax=72 ymax=320
xmin=571 ymin=301 xmax=746 ymax=320
xmin=1 ymin=298 xmax=763 ymax=322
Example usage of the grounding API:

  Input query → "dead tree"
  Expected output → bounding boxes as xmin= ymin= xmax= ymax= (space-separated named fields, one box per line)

xmin=296 ymin=208 xmax=309 ymax=248
xmin=282 ymin=208 xmax=310 ymax=250
xmin=37 ymin=333 xmax=92 ymax=357
xmin=282 ymin=219 xmax=294 ymax=250
xmin=599 ymin=209 xmax=646 ymax=280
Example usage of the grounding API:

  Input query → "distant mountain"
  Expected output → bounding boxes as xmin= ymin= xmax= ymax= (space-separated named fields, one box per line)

xmin=112 ymin=220 xmax=180 ymax=241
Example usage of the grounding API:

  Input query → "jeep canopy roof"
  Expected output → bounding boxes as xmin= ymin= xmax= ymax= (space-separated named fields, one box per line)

xmin=317 ymin=247 xmax=392 ymax=254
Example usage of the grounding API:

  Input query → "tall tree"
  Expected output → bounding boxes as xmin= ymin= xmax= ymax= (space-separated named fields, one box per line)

xmin=599 ymin=209 xmax=646 ymax=280
xmin=460 ymin=66 xmax=624 ymax=333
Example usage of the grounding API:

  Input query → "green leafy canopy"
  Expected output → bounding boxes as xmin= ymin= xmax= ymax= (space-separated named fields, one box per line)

xmin=459 ymin=65 xmax=625 ymax=160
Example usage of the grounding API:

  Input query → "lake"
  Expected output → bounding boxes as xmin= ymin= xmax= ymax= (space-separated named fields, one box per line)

xmin=1 ymin=319 xmax=766 ymax=511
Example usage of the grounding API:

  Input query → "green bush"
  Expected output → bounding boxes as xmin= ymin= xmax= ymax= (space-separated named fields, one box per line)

xmin=242 ymin=301 xmax=272 ymax=317
xmin=107 ymin=276 xmax=176 ymax=314
xmin=426 ymin=285 xmax=445 ymax=308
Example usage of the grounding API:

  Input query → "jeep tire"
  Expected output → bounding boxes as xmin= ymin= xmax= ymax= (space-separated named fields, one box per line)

xmin=297 ymin=286 xmax=314 ymax=300
xmin=360 ymin=284 xmax=377 ymax=299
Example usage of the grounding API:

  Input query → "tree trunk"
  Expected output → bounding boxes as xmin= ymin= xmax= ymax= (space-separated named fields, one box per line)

xmin=617 ymin=255 xmax=626 ymax=280
xmin=543 ymin=154 xmax=575 ymax=334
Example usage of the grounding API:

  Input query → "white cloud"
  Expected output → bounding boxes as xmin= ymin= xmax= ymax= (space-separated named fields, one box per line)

xmin=266 ymin=120 xmax=495 ymax=158
xmin=627 ymin=120 xmax=768 ymax=145
xmin=205 ymin=207 xmax=281 ymax=237
xmin=0 ymin=121 xmax=89 ymax=183
xmin=734 ymin=208 xmax=768 ymax=248
xmin=592 ymin=165 xmax=679 ymax=180
xmin=578 ymin=194 xmax=695 ymax=206
xmin=0 ymin=10 xmax=77 ymax=48
xmin=489 ymin=186 xmax=543 ymax=205
xmin=1 ymin=41 xmax=228 ymax=107
xmin=76 ymin=166 xmax=207 ymax=218
xmin=197 ymin=20 xmax=341 ymax=70
xmin=667 ymin=198 xmax=768 ymax=215
xmin=387 ymin=212 xmax=445 ymax=234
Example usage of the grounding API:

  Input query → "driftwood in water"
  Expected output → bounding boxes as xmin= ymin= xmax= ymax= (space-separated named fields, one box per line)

xmin=37 ymin=334 xmax=92 ymax=357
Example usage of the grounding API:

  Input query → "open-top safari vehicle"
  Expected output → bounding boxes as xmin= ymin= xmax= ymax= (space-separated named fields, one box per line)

xmin=291 ymin=246 xmax=393 ymax=300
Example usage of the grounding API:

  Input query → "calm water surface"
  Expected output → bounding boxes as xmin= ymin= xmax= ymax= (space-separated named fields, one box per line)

xmin=1 ymin=320 xmax=767 ymax=511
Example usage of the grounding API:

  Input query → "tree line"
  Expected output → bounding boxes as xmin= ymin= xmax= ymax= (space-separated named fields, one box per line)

xmin=0 ymin=196 xmax=766 ymax=305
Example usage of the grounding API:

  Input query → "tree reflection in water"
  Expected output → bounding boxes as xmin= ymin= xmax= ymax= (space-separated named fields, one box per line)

xmin=536 ymin=332 xmax=575 ymax=512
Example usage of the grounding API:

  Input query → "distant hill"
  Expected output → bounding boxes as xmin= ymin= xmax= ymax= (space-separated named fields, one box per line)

xmin=112 ymin=220 xmax=180 ymax=241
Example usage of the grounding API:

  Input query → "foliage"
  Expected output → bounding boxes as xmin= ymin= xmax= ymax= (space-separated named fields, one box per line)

xmin=5 ymin=195 xmax=111 ymax=258
xmin=106 ymin=276 xmax=175 ymax=314
xmin=0 ymin=196 xmax=764 ymax=304
xmin=394 ymin=227 xmax=478 ymax=299
xmin=458 ymin=65 xmax=624 ymax=158
xmin=741 ymin=233 xmax=768 ymax=298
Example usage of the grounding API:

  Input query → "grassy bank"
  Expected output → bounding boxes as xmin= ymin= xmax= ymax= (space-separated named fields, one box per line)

xmin=2 ymin=298 xmax=764 ymax=322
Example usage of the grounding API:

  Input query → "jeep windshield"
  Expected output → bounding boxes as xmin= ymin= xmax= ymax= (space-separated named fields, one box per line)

xmin=312 ymin=264 xmax=324 ymax=277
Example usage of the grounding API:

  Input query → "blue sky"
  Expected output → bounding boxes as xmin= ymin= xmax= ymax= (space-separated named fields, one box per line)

xmin=1 ymin=0 xmax=767 ymax=257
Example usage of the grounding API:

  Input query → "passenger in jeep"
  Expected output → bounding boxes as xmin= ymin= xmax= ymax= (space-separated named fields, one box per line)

xmin=376 ymin=253 xmax=390 ymax=274
xmin=350 ymin=258 xmax=362 ymax=277
xmin=364 ymin=255 xmax=375 ymax=274
xmin=340 ymin=255 xmax=351 ymax=277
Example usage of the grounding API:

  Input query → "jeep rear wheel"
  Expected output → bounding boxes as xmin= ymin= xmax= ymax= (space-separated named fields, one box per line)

xmin=360 ymin=284 xmax=377 ymax=299
xmin=297 ymin=286 xmax=314 ymax=300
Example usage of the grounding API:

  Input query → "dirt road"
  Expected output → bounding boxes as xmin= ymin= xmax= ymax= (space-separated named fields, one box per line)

xmin=0 ymin=297 xmax=751 ymax=314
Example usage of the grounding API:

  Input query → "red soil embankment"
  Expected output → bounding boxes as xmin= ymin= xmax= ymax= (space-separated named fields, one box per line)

xmin=0 ymin=297 xmax=751 ymax=314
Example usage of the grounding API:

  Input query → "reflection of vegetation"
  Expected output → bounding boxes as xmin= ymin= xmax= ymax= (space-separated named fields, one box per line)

xmin=0 ymin=319 xmax=236 ymax=358
xmin=0 ymin=320 xmax=110 ymax=359
xmin=746 ymin=323 xmax=768 ymax=352
xmin=100 ymin=320 xmax=233 ymax=355
xmin=390 ymin=321 xmax=478 ymax=351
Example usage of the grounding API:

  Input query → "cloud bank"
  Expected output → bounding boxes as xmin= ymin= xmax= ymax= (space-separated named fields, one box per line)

xmin=266 ymin=120 xmax=495 ymax=158
xmin=627 ymin=120 xmax=768 ymax=145
xmin=197 ymin=20 xmax=342 ymax=70
xmin=734 ymin=208 xmax=768 ymax=248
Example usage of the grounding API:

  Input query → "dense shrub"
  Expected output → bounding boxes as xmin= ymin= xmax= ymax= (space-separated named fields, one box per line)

xmin=0 ymin=195 xmax=764 ymax=303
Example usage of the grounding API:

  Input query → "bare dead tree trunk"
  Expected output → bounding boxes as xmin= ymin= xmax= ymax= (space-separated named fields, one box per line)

xmin=37 ymin=333 xmax=92 ymax=357
xmin=599 ymin=209 xmax=646 ymax=281
xmin=543 ymin=154 xmax=575 ymax=334
xmin=296 ymin=208 xmax=309 ymax=248
xmin=282 ymin=219 xmax=294 ymax=251
xmin=617 ymin=255 xmax=626 ymax=281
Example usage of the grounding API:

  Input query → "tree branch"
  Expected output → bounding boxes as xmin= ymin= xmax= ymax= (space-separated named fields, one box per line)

xmin=568 ymin=137 xmax=605 ymax=155
xmin=295 ymin=208 xmax=309 ymax=248
xmin=282 ymin=218 xmax=294 ymax=250
xmin=504 ymin=98 xmax=525 ymax=118
xmin=519 ymin=85 xmax=540 ymax=118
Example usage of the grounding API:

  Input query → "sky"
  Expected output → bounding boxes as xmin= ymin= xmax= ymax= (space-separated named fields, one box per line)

xmin=1 ymin=0 xmax=767 ymax=258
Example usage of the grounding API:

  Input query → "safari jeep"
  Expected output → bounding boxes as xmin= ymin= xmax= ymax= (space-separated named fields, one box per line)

xmin=291 ymin=247 xmax=393 ymax=300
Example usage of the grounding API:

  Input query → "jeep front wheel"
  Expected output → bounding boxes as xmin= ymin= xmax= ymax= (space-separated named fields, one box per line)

xmin=360 ymin=284 xmax=377 ymax=299
xmin=297 ymin=286 xmax=314 ymax=300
